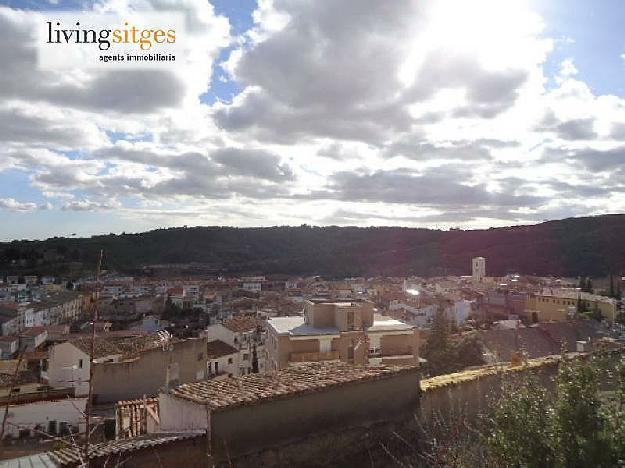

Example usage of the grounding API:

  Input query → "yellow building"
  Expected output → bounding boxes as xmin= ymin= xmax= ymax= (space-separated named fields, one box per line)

xmin=525 ymin=290 xmax=618 ymax=323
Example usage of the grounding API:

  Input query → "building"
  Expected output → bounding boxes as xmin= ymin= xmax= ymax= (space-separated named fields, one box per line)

xmin=525 ymin=289 xmax=618 ymax=323
xmin=205 ymin=340 xmax=239 ymax=377
xmin=0 ymin=393 xmax=86 ymax=439
xmin=0 ymin=336 xmax=19 ymax=359
xmin=472 ymin=257 xmax=486 ymax=283
xmin=204 ymin=316 xmax=266 ymax=375
xmin=266 ymin=299 xmax=419 ymax=370
xmin=45 ymin=333 xmax=211 ymax=402
xmin=158 ymin=362 xmax=421 ymax=461
xmin=19 ymin=327 xmax=48 ymax=351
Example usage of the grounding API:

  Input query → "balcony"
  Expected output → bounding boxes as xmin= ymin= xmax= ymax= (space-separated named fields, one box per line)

xmin=289 ymin=351 xmax=340 ymax=363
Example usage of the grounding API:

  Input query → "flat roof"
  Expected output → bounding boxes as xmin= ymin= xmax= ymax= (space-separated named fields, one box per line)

xmin=368 ymin=316 xmax=414 ymax=333
xmin=267 ymin=316 xmax=339 ymax=336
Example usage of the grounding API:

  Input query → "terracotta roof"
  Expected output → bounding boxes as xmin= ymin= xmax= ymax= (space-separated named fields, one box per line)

xmin=206 ymin=340 xmax=238 ymax=359
xmin=19 ymin=327 xmax=47 ymax=338
xmin=222 ymin=315 xmax=264 ymax=333
xmin=5 ymin=432 xmax=203 ymax=467
xmin=0 ymin=369 xmax=39 ymax=388
xmin=169 ymin=362 xmax=418 ymax=411
xmin=478 ymin=320 xmax=603 ymax=362
xmin=68 ymin=333 xmax=171 ymax=360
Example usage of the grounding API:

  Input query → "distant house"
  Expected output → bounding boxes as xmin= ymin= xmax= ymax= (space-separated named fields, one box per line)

xmin=266 ymin=300 xmax=419 ymax=370
xmin=0 ymin=393 xmax=86 ymax=439
xmin=0 ymin=336 xmax=19 ymax=359
xmin=19 ymin=327 xmax=48 ymax=351
xmin=525 ymin=289 xmax=618 ymax=323
xmin=204 ymin=315 xmax=266 ymax=375
xmin=129 ymin=315 xmax=169 ymax=333
xmin=0 ymin=305 xmax=19 ymax=336
xmin=45 ymin=334 xmax=212 ymax=403
xmin=206 ymin=340 xmax=238 ymax=377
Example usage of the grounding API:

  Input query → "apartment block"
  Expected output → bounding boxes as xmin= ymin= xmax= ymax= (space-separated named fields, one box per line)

xmin=266 ymin=299 xmax=419 ymax=370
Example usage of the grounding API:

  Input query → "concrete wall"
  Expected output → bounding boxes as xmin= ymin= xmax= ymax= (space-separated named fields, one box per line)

xmin=46 ymin=342 xmax=90 ymax=396
xmin=380 ymin=333 xmax=417 ymax=356
xmin=159 ymin=368 xmax=420 ymax=461
xmin=420 ymin=361 xmax=559 ymax=421
xmin=3 ymin=398 xmax=86 ymax=438
xmin=89 ymin=437 xmax=209 ymax=468
xmin=92 ymin=338 xmax=208 ymax=403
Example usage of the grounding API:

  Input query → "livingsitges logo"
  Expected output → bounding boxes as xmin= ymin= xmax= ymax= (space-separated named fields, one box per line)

xmin=46 ymin=21 xmax=176 ymax=50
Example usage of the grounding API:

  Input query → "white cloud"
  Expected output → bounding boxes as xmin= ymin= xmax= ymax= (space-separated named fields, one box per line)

xmin=1 ymin=0 xmax=625 ymax=232
xmin=0 ymin=198 xmax=38 ymax=211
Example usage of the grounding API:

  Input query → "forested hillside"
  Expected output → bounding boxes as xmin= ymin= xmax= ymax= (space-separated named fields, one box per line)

xmin=1 ymin=215 xmax=623 ymax=278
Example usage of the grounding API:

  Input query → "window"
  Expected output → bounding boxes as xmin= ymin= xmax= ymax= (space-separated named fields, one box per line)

xmin=347 ymin=343 xmax=354 ymax=361
xmin=369 ymin=345 xmax=381 ymax=358
xmin=78 ymin=359 xmax=83 ymax=369
xmin=347 ymin=311 xmax=355 ymax=331
xmin=227 ymin=357 xmax=233 ymax=364
xmin=243 ymin=353 xmax=249 ymax=361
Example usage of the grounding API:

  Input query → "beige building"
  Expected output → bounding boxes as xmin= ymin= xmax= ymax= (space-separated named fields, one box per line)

xmin=266 ymin=299 xmax=419 ymax=370
xmin=525 ymin=289 xmax=618 ymax=323
xmin=472 ymin=257 xmax=486 ymax=283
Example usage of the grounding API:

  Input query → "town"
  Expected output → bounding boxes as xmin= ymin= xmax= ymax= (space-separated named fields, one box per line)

xmin=0 ymin=256 xmax=622 ymax=466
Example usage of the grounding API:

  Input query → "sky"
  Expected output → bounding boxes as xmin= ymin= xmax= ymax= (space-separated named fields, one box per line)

xmin=1 ymin=0 xmax=625 ymax=240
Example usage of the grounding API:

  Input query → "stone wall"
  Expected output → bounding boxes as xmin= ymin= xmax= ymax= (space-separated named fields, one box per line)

xmin=93 ymin=338 xmax=208 ymax=403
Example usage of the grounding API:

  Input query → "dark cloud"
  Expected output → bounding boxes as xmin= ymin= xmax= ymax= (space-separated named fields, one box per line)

xmin=556 ymin=118 xmax=597 ymax=140
xmin=211 ymin=148 xmax=294 ymax=181
xmin=0 ymin=109 xmax=95 ymax=148
xmin=383 ymin=140 xmax=492 ymax=161
xmin=537 ymin=111 xmax=597 ymax=141
xmin=0 ymin=9 xmax=185 ymax=114
xmin=216 ymin=0 xmax=528 ymax=144
xmin=310 ymin=167 xmax=544 ymax=207
xmin=409 ymin=53 xmax=528 ymax=119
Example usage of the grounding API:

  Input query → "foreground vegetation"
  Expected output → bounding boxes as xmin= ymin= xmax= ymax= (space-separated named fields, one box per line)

xmin=412 ymin=355 xmax=625 ymax=467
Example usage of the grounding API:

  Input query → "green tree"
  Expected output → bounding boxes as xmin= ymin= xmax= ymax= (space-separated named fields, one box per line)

xmin=551 ymin=357 xmax=608 ymax=467
xmin=422 ymin=308 xmax=455 ymax=376
xmin=609 ymin=273 xmax=616 ymax=299
xmin=422 ymin=308 xmax=484 ymax=376
xmin=489 ymin=374 xmax=554 ymax=468
xmin=488 ymin=356 xmax=613 ymax=468
xmin=454 ymin=335 xmax=485 ymax=369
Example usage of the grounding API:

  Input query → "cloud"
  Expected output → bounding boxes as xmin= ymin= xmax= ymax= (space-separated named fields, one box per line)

xmin=3 ymin=0 xmax=625 ymax=237
xmin=0 ymin=3 xmax=229 ymax=114
xmin=62 ymin=200 xmax=119 ymax=211
xmin=0 ymin=198 xmax=38 ymax=211
xmin=311 ymin=167 xmax=544 ymax=208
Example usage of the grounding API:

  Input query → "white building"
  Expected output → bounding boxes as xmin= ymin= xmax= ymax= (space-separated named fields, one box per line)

xmin=204 ymin=316 xmax=266 ymax=375
xmin=44 ymin=342 xmax=92 ymax=396
xmin=472 ymin=257 xmax=486 ymax=283
xmin=206 ymin=340 xmax=239 ymax=377
xmin=1 ymin=397 xmax=86 ymax=439
xmin=446 ymin=299 xmax=471 ymax=325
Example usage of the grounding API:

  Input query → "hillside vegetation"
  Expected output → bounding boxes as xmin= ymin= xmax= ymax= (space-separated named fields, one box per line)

xmin=1 ymin=215 xmax=624 ymax=278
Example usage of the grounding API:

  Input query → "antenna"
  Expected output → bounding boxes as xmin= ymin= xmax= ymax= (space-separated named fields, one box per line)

xmin=83 ymin=249 xmax=103 ymax=467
